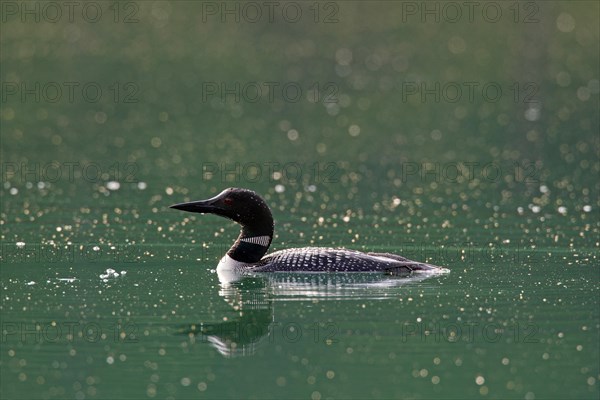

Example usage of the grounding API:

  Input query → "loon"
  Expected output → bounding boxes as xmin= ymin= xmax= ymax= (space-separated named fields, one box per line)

xmin=170 ymin=188 xmax=446 ymax=276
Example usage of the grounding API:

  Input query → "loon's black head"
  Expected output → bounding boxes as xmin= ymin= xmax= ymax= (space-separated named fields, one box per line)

xmin=170 ymin=188 xmax=274 ymax=263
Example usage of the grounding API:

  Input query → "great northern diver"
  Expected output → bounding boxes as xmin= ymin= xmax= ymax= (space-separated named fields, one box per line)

xmin=170 ymin=188 xmax=446 ymax=276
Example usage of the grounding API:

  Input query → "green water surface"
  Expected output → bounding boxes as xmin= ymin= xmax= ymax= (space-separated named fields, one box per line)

xmin=1 ymin=1 xmax=598 ymax=399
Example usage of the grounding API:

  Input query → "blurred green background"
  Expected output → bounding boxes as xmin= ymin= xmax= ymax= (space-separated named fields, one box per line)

xmin=2 ymin=1 xmax=598 ymax=204
xmin=1 ymin=1 xmax=598 ymax=399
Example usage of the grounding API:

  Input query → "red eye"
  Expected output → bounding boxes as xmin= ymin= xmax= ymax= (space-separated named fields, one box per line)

xmin=223 ymin=197 xmax=233 ymax=205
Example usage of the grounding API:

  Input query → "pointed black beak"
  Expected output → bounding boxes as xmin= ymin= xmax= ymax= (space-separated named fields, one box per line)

xmin=169 ymin=199 xmax=219 ymax=214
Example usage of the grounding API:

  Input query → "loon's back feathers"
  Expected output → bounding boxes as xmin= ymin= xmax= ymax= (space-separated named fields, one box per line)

xmin=365 ymin=252 xmax=409 ymax=262
xmin=170 ymin=188 xmax=447 ymax=276
xmin=252 ymin=248 xmax=434 ymax=274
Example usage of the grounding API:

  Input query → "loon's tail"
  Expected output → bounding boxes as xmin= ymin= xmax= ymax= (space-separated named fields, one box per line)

xmin=367 ymin=252 xmax=446 ymax=275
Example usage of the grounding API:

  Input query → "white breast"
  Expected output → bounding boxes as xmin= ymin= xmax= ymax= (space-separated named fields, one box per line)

xmin=217 ymin=254 xmax=249 ymax=284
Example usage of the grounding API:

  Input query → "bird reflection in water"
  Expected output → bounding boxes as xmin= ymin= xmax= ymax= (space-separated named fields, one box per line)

xmin=179 ymin=270 xmax=445 ymax=358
